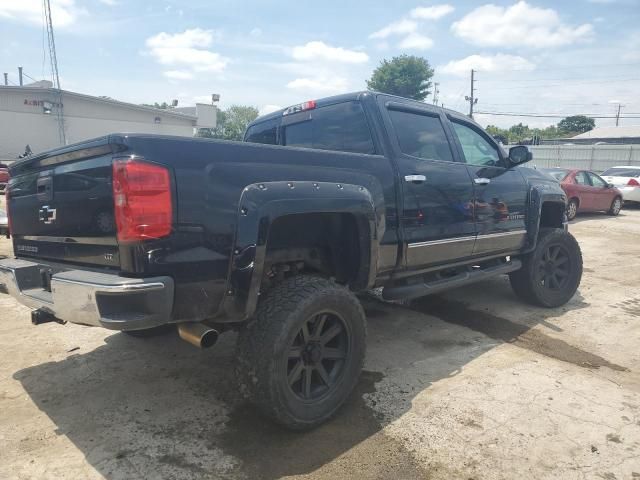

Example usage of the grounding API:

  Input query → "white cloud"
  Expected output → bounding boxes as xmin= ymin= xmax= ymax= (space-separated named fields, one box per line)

xmin=451 ymin=1 xmax=593 ymax=48
xmin=398 ymin=33 xmax=434 ymax=50
xmin=369 ymin=19 xmax=417 ymax=39
xmin=99 ymin=0 xmax=118 ymax=6
xmin=410 ymin=4 xmax=454 ymax=20
xmin=145 ymin=29 xmax=228 ymax=74
xmin=291 ymin=41 xmax=369 ymax=64
xmin=259 ymin=104 xmax=282 ymax=116
xmin=438 ymin=54 xmax=536 ymax=76
xmin=163 ymin=70 xmax=194 ymax=80
xmin=0 ymin=0 xmax=86 ymax=27
xmin=286 ymin=77 xmax=349 ymax=94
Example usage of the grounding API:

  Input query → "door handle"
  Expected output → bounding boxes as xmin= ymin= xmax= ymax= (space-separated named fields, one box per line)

xmin=405 ymin=175 xmax=426 ymax=183
xmin=474 ymin=178 xmax=491 ymax=185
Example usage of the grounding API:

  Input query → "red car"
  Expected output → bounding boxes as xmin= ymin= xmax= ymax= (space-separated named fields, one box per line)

xmin=0 ymin=164 xmax=9 ymax=195
xmin=541 ymin=168 xmax=623 ymax=220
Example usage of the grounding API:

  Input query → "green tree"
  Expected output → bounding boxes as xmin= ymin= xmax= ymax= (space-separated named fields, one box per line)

xmin=367 ymin=55 xmax=434 ymax=101
xmin=557 ymin=115 xmax=595 ymax=135
xmin=197 ymin=105 xmax=259 ymax=141
xmin=141 ymin=102 xmax=172 ymax=109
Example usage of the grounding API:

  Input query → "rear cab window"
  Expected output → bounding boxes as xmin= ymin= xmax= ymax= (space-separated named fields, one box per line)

xmin=282 ymin=101 xmax=375 ymax=154
xmin=245 ymin=117 xmax=279 ymax=145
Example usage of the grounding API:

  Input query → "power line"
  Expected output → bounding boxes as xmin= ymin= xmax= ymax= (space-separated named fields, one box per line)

xmin=477 ymin=77 xmax=640 ymax=90
xmin=475 ymin=111 xmax=640 ymax=119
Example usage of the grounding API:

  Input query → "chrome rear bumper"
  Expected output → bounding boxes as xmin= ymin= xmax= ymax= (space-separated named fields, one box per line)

xmin=0 ymin=258 xmax=174 ymax=330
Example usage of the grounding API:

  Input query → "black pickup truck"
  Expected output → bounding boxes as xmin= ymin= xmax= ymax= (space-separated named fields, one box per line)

xmin=0 ymin=91 xmax=582 ymax=429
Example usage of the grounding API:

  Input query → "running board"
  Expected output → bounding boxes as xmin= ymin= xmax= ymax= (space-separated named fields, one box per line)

xmin=382 ymin=259 xmax=522 ymax=301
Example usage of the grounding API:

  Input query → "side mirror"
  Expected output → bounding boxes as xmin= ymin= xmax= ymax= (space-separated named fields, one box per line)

xmin=606 ymin=183 xmax=614 ymax=189
xmin=508 ymin=145 xmax=532 ymax=165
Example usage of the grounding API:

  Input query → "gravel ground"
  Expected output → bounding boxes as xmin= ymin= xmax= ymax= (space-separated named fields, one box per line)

xmin=1 ymin=194 xmax=639 ymax=480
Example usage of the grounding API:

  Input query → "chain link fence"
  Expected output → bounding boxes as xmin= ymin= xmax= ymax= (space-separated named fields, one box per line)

xmin=528 ymin=145 xmax=639 ymax=173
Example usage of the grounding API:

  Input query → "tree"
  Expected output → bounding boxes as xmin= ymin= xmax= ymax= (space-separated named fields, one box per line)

xmin=366 ymin=55 xmax=434 ymax=101
xmin=557 ymin=115 xmax=595 ymax=135
xmin=197 ymin=105 xmax=259 ymax=141
xmin=141 ymin=102 xmax=173 ymax=110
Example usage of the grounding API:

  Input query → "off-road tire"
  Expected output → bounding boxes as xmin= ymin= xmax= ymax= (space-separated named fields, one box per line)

xmin=510 ymin=228 xmax=583 ymax=308
xmin=608 ymin=196 xmax=622 ymax=216
xmin=236 ymin=275 xmax=366 ymax=430
xmin=123 ymin=325 xmax=174 ymax=338
xmin=566 ymin=199 xmax=578 ymax=221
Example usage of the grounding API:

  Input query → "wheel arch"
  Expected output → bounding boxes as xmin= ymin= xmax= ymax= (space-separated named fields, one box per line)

xmin=218 ymin=181 xmax=380 ymax=322
xmin=523 ymin=186 xmax=567 ymax=252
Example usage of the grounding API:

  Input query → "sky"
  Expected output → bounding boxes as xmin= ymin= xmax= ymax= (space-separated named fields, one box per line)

xmin=0 ymin=0 xmax=639 ymax=129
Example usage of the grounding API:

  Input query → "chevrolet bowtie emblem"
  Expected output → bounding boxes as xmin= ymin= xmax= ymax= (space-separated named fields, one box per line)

xmin=39 ymin=206 xmax=57 ymax=224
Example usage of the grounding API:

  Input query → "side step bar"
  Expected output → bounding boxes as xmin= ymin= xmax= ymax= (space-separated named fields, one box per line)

xmin=382 ymin=259 xmax=522 ymax=301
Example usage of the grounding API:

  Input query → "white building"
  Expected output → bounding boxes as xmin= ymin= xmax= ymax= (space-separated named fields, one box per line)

xmin=0 ymin=81 xmax=217 ymax=161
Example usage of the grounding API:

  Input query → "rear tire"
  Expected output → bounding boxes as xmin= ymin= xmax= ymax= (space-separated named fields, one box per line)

xmin=566 ymin=199 xmax=578 ymax=221
xmin=236 ymin=275 xmax=366 ymax=430
xmin=510 ymin=228 xmax=583 ymax=308
xmin=608 ymin=196 xmax=622 ymax=216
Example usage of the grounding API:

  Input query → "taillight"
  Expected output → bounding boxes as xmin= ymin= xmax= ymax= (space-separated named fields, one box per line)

xmin=628 ymin=178 xmax=640 ymax=187
xmin=112 ymin=158 xmax=172 ymax=242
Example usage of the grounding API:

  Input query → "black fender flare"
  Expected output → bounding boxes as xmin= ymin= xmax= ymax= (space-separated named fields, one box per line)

xmin=523 ymin=184 xmax=567 ymax=252
xmin=218 ymin=181 xmax=380 ymax=322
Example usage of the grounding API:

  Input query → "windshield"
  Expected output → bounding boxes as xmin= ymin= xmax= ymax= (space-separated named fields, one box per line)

xmin=601 ymin=168 xmax=640 ymax=177
xmin=541 ymin=168 xmax=570 ymax=181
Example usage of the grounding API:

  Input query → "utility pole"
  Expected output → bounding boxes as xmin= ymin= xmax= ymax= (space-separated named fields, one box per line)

xmin=615 ymin=103 xmax=623 ymax=127
xmin=44 ymin=0 xmax=66 ymax=145
xmin=18 ymin=66 xmax=23 ymax=86
xmin=432 ymin=82 xmax=440 ymax=105
xmin=464 ymin=69 xmax=478 ymax=119
xmin=3 ymin=73 xmax=7 ymax=86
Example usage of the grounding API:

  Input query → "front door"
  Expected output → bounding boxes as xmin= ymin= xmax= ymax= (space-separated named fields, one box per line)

xmin=380 ymin=99 xmax=476 ymax=268
xmin=586 ymin=171 xmax=614 ymax=211
xmin=448 ymin=117 xmax=528 ymax=256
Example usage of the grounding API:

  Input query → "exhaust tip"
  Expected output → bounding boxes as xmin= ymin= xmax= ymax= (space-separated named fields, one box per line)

xmin=178 ymin=322 xmax=219 ymax=349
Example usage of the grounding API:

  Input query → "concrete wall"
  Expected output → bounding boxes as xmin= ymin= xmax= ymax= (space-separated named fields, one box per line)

xmin=0 ymin=88 xmax=196 ymax=160
xmin=528 ymin=145 xmax=640 ymax=173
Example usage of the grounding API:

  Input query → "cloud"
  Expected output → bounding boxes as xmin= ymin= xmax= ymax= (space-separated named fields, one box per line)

xmin=259 ymin=104 xmax=282 ymax=116
xmin=286 ymin=77 xmax=349 ymax=94
xmin=145 ymin=29 xmax=228 ymax=74
xmin=452 ymin=1 xmax=593 ymax=48
xmin=410 ymin=4 xmax=455 ymax=20
xmin=369 ymin=19 xmax=417 ymax=39
xmin=438 ymin=54 xmax=536 ymax=76
xmin=398 ymin=33 xmax=434 ymax=50
xmin=99 ymin=0 xmax=118 ymax=5
xmin=291 ymin=41 xmax=369 ymax=64
xmin=0 ymin=0 xmax=86 ymax=28
xmin=163 ymin=70 xmax=194 ymax=80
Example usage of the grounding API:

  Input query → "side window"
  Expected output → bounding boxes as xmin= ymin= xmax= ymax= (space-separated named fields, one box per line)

xmin=283 ymin=102 xmax=375 ymax=154
xmin=451 ymin=121 xmax=501 ymax=167
xmin=574 ymin=172 xmax=590 ymax=185
xmin=245 ymin=118 xmax=279 ymax=145
xmin=587 ymin=172 xmax=607 ymax=188
xmin=387 ymin=109 xmax=454 ymax=162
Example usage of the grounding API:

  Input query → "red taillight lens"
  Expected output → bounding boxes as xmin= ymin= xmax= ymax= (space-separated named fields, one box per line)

xmin=112 ymin=159 xmax=172 ymax=242
xmin=627 ymin=178 xmax=640 ymax=187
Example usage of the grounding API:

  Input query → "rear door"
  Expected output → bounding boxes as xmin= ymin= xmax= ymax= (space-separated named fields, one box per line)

xmin=447 ymin=116 xmax=528 ymax=256
xmin=379 ymin=98 xmax=476 ymax=268
xmin=573 ymin=171 xmax=594 ymax=210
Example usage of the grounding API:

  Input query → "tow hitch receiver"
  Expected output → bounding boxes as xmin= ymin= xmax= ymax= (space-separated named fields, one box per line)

xmin=31 ymin=309 xmax=65 ymax=325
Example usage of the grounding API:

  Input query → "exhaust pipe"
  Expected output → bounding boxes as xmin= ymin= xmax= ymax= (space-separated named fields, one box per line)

xmin=178 ymin=322 xmax=219 ymax=349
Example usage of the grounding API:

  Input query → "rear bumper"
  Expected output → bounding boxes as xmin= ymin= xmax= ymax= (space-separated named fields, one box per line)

xmin=0 ymin=258 xmax=174 ymax=331
xmin=619 ymin=186 xmax=640 ymax=203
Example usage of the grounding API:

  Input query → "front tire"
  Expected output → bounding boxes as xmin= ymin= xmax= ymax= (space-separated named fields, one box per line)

xmin=509 ymin=228 xmax=583 ymax=308
xmin=236 ymin=275 xmax=366 ymax=430
xmin=608 ymin=196 xmax=622 ymax=216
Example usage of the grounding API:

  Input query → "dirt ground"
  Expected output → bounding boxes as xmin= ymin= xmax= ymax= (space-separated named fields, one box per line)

xmin=1 ymin=194 xmax=640 ymax=480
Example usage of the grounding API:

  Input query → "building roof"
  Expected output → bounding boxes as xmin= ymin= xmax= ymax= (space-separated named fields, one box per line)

xmin=0 ymin=85 xmax=197 ymax=121
xmin=573 ymin=125 xmax=640 ymax=139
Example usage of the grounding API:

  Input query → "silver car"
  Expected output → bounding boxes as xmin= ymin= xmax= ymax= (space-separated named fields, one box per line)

xmin=0 ymin=209 xmax=8 ymax=235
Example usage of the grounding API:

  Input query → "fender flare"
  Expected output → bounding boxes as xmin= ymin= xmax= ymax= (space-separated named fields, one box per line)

xmin=523 ymin=184 xmax=567 ymax=252
xmin=218 ymin=181 xmax=380 ymax=321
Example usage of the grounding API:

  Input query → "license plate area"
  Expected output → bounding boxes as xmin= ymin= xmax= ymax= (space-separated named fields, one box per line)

xmin=40 ymin=268 xmax=53 ymax=292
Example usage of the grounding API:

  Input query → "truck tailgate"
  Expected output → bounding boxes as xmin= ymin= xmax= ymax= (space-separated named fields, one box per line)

xmin=8 ymin=140 xmax=121 ymax=269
